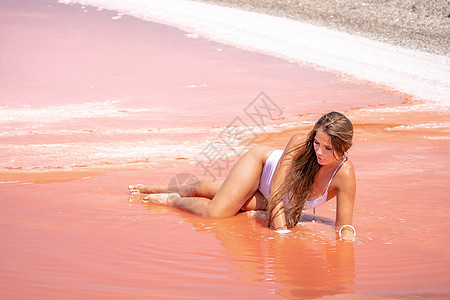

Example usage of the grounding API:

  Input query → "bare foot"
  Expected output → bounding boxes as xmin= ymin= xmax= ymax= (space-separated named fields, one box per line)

xmin=143 ymin=193 xmax=181 ymax=205
xmin=128 ymin=184 xmax=144 ymax=195
xmin=128 ymin=192 xmax=148 ymax=203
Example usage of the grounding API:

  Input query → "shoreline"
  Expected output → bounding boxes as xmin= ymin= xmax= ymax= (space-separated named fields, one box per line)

xmin=63 ymin=0 xmax=450 ymax=105
xmin=194 ymin=0 xmax=450 ymax=56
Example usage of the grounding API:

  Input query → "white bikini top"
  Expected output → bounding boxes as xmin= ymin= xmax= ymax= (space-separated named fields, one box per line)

xmin=284 ymin=156 xmax=347 ymax=210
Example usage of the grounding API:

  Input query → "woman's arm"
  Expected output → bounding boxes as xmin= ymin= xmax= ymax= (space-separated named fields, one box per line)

xmin=270 ymin=200 xmax=287 ymax=230
xmin=334 ymin=160 xmax=356 ymax=241
xmin=268 ymin=134 xmax=304 ymax=230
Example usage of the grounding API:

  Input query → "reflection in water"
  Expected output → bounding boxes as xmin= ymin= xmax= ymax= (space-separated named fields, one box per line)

xmin=143 ymin=200 xmax=355 ymax=299
xmin=267 ymin=235 xmax=355 ymax=298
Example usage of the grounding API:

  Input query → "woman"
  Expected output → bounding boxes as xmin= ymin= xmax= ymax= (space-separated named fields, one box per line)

xmin=129 ymin=111 xmax=356 ymax=241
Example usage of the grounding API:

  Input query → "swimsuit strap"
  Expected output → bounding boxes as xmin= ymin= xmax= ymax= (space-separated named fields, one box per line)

xmin=325 ymin=156 xmax=347 ymax=190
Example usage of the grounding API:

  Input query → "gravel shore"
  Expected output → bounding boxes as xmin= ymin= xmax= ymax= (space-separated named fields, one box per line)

xmin=195 ymin=0 xmax=449 ymax=56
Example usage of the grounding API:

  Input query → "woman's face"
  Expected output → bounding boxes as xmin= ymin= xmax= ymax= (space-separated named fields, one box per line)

xmin=313 ymin=129 xmax=339 ymax=165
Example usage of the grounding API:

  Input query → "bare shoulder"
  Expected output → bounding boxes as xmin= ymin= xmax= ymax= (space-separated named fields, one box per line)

xmin=285 ymin=133 xmax=305 ymax=152
xmin=331 ymin=159 xmax=356 ymax=205
xmin=288 ymin=133 xmax=305 ymax=145
xmin=281 ymin=133 xmax=305 ymax=160
xmin=335 ymin=159 xmax=356 ymax=186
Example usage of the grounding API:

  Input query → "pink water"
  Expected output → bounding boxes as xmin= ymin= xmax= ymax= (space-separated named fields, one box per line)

xmin=1 ymin=0 xmax=449 ymax=299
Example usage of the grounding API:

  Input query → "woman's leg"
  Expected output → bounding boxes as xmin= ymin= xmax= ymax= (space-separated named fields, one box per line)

xmin=136 ymin=180 xmax=267 ymax=211
xmin=129 ymin=179 xmax=223 ymax=198
xmin=145 ymin=146 xmax=275 ymax=218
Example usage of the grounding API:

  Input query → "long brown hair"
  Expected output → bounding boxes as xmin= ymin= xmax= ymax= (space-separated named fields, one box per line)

xmin=267 ymin=111 xmax=354 ymax=228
